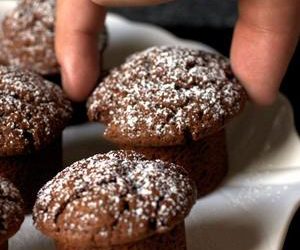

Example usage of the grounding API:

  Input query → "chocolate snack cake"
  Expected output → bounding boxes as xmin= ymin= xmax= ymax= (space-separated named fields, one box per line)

xmin=1 ymin=0 xmax=59 ymax=76
xmin=0 ymin=0 xmax=108 ymax=124
xmin=0 ymin=177 xmax=24 ymax=250
xmin=33 ymin=150 xmax=196 ymax=250
xmin=0 ymin=0 xmax=108 ymax=77
xmin=88 ymin=46 xmax=247 ymax=196
xmin=0 ymin=66 xmax=72 ymax=211
xmin=124 ymin=129 xmax=228 ymax=197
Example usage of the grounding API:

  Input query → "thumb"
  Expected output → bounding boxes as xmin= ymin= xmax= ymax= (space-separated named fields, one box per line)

xmin=231 ymin=0 xmax=300 ymax=105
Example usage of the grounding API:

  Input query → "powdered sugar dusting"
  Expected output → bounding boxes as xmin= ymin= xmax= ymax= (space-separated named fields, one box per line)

xmin=0 ymin=177 xmax=24 ymax=237
xmin=88 ymin=46 xmax=247 ymax=146
xmin=0 ymin=66 xmax=72 ymax=156
xmin=1 ymin=0 xmax=58 ymax=75
xmin=33 ymin=150 xmax=196 ymax=246
xmin=0 ymin=0 xmax=107 ymax=75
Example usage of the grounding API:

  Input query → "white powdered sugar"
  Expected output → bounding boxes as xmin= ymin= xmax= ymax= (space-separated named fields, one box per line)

xmin=33 ymin=150 xmax=196 ymax=245
xmin=1 ymin=0 xmax=58 ymax=75
xmin=0 ymin=177 xmax=24 ymax=237
xmin=0 ymin=66 xmax=72 ymax=156
xmin=88 ymin=46 xmax=247 ymax=146
xmin=0 ymin=0 xmax=107 ymax=75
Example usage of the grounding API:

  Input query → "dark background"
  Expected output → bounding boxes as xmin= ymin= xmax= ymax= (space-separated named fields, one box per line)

xmin=111 ymin=1 xmax=300 ymax=249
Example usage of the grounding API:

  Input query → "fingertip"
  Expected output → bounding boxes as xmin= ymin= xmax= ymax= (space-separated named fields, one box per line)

xmin=57 ymin=33 xmax=101 ymax=102
xmin=61 ymin=60 xmax=100 ymax=102
xmin=230 ymin=21 xmax=295 ymax=107
xmin=56 ymin=27 xmax=102 ymax=102
xmin=230 ymin=54 xmax=278 ymax=106
xmin=249 ymin=89 xmax=278 ymax=106
xmin=61 ymin=70 xmax=84 ymax=102
xmin=231 ymin=0 xmax=300 ymax=106
xmin=55 ymin=0 xmax=105 ymax=102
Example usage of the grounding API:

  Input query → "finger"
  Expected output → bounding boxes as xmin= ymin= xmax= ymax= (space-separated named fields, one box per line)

xmin=91 ymin=0 xmax=172 ymax=7
xmin=56 ymin=0 xmax=106 ymax=102
xmin=231 ymin=0 xmax=300 ymax=105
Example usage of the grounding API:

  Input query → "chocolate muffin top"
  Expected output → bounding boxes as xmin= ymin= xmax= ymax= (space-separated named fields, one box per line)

xmin=33 ymin=150 xmax=196 ymax=247
xmin=0 ymin=0 xmax=107 ymax=75
xmin=1 ymin=0 xmax=58 ymax=75
xmin=0 ymin=177 xmax=24 ymax=244
xmin=88 ymin=46 xmax=247 ymax=147
xmin=0 ymin=66 xmax=72 ymax=156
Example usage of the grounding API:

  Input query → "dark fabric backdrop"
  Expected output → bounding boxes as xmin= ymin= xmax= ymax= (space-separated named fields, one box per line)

xmin=111 ymin=0 xmax=238 ymax=27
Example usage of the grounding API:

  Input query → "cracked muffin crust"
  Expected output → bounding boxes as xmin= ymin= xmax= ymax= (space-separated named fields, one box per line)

xmin=1 ymin=0 xmax=58 ymax=75
xmin=125 ymin=129 xmax=228 ymax=198
xmin=33 ymin=150 xmax=196 ymax=248
xmin=0 ymin=66 xmax=72 ymax=156
xmin=0 ymin=0 xmax=108 ymax=76
xmin=0 ymin=177 xmax=24 ymax=246
xmin=88 ymin=46 xmax=247 ymax=147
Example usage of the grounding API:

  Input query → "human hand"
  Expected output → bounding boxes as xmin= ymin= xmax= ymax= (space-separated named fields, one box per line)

xmin=56 ymin=0 xmax=300 ymax=105
xmin=55 ymin=0 xmax=170 ymax=102
xmin=231 ymin=0 xmax=300 ymax=105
